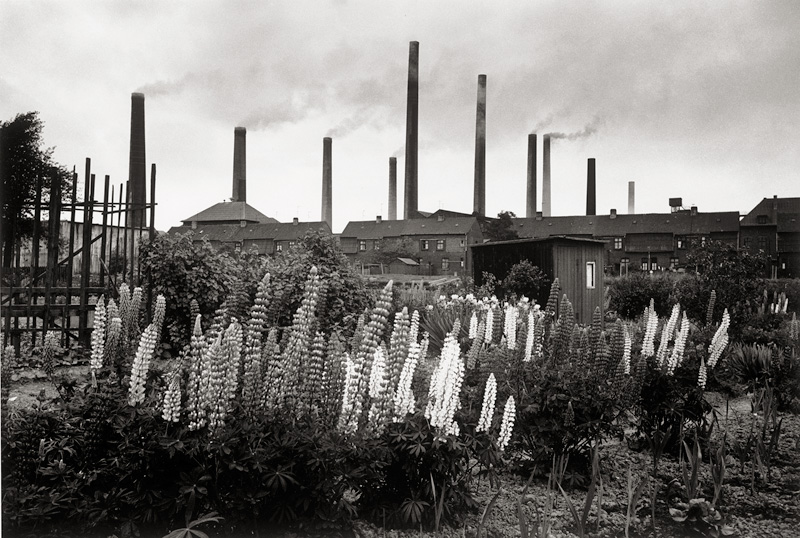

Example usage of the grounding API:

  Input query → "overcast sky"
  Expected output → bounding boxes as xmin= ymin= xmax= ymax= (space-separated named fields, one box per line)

xmin=2 ymin=1 xmax=798 ymax=233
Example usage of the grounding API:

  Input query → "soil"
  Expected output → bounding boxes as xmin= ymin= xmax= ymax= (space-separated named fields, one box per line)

xmin=6 ymin=372 xmax=800 ymax=538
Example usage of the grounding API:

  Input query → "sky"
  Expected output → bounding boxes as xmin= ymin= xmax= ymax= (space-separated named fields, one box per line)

xmin=2 ymin=1 xmax=799 ymax=233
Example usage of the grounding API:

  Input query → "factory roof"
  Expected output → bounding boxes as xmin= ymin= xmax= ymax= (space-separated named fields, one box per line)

xmin=740 ymin=197 xmax=800 ymax=227
xmin=231 ymin=221 xmax=331 ymax=241
xmin=340 ymin=216 xmax=481 ymax=239
xmin=181 ymin=201 xmax=278 ymax=225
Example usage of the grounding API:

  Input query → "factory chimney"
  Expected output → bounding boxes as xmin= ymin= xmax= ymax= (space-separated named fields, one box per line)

xmin=526 ymin=134 xmax=537 ymax=217
xmin=403 ymin=41 xmax=419 ymax=220
xmin=322 ymin=137 xmax=333 ymax=229
xmin=542 ymin=134 xmax=551 ymax=216
xmin=388 ymin=157 xmax=397 ymax=220
xmin=232 ymin=127 xmax=246 ymax=202
xmin=586 ymin=158 xmax=596 ymax=216
xmin=628 ymin=181 xmax=635 ymax=214
xmin=128 ymin=93 xmax=146 ymax=227
xmin=473 ymin=74 xmax=487 ymax=216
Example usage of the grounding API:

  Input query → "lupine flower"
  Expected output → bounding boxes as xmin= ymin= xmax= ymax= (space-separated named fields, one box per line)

xmin=425 ymin=331 xmax=464 ymax=437
xmin=698 ymin=357 xmax=707 ymax=389
xmin=666 ymin=314 xmax=690 ymax=375
xmin=128 ymin=323 xmax=158 ymax=406
xmin=338 ymin=352 xmax=358 ymax=433
xmin=522 ymin=310 xmax=535 ymax=362
xmin=152 ymin=294 xmax=166 ymax=350
xmin=622 ymin=324 xmax=632 ymax=375
xmin=504 ymin=304 xmax=518 ymax=350
xmin=367 ymin=347 xmax=392 ymax=433
xmin=387 ymin=307 xmax=411 ymax=393
xmin=161 ymin=372 xmax=181 ymax=422
xmin=477 ymin=373 xmax=497 ymax=432
xmin=90 ymin=295 xmax=107 ymax=371
xmin=40 ymin=331 xmax=59 ymax=378
xmin=187 ymin=315 xmax=208 ymax=430
xmin=484 ymin=308 xmax=494 ymax=343
xmin=222 ymin=319 xmax=242 ymax=408
xmin=498 ymin=395 xmax=516 ymax=452
xmin=641 ymin=307 xmax=659 ymax=357
xmin=468 ymin=311 xmax=478 ymax=340
xmin=204 ymin=334 xmax=227 ymax=432
xmin=393 ymin=342 xmax=420 ymax=419
xmin=104 ymin=317 xmax=122 ymax=367
xmin=466 ymin=320 xmax=485 ymax=369
xmin=707 ymin=308 xmax=730 ymax=368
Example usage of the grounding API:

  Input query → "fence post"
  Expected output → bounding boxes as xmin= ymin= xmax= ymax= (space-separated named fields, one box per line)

xmin=78 ymin=160 xmax=93 ymax=346
xmin=43 ymin=168 xmax=62 ymax=342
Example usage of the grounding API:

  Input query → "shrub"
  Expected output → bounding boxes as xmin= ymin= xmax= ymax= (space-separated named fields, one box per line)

xmin=501 ymin=260 xmax=549 ymax=301
xmin=607 ymin=272 xmax=674 ymax=319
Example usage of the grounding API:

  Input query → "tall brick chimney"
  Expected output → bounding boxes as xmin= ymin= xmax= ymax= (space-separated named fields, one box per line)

xmin=542 ymin=134 xmax=551 ymax=217
xmin=128 ymin=93 xmax=146 ymax=227
xmin=526 ymin=133 xmax=537 ymax=217
xmin=586 ymin=158 xmax=596 ymax=216
xmin=388 ymin=157 xmax=397 ymax=220
xmin=322 ymin=137 xmax=332 ymax=229
xmin=403 ymin=41 xmax=419 ymax=220
xmin=473 ymin=74 xmax=487 ymax=216
xmin=628 ymin=181 xmax=635 ymax=214
xmin=232 ymin=127 xmax=246 ymax=202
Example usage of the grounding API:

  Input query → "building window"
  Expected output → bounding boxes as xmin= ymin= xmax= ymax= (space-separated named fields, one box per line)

xmin=460 ymin=238 xmax=466 ymax=248
xmin=276 ymin=242 xmax=283 ymax=253
xmin=757 ymin=215 xmax=768 ymax=224
xmin=641 ymin=258 xmax=649 ymax=271
xmin=442 ymin=258 xmax=450 ymax=271
xmin=586 ymin=262 xmax=596 ymax=289
xmin=758 ymin=236 xmax=767 ymax=252
xmin=650 ymin=258 xmax=659 ymax=271
xmin=670 ymin=257 xmax=679 ymax=269
xmin=460 ymin=257 xmax=464 ymax=268
xmin=358 ymin=240 xmax=367 ymax=251
xmin=701 ymin=236 xmax=707 ymax=247
xmin=614 ymin=237 xmax=623 ymax=250
xmin=373 ymin=240 xmax=380 ymax=250
xmin=676 ymin=236 xmax=687 ymax=250
xmin=288 ymin=241 xmax=296 ymax=248
xmin=743 ymin=237 xmax=751 ymax=249
xmin=420 ymin=239 xmax=429 ymax=251
xmin=620 ymin=257 xmax=630 ymax=276
xmin=436 ymin=239 xmax=446 ymax=251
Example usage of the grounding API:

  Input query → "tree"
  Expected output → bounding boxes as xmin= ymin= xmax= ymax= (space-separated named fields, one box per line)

xmin=1 ymin=112 xmax=72 ymax=266
xmin=363 ymin=237 xmax=417 ymax=267
xmin=484 ymin=210 xmax=519 ymax=241
xmin=502 ymin=259 xmax=549 ymax=300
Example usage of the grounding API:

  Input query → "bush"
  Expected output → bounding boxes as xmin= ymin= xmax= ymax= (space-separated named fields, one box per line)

xmin=501 ymin=260 xmax=549 ymax=300
xmin=607 ymin=272 xmax=674 ymax=318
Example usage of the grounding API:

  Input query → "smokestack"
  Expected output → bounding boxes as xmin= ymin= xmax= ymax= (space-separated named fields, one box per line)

xmin=526 ymin=134 xmax=537 ymax=217
xmin=403 ymin=41 xmax=419 ymax=220
xmin=586 ymin=158 xmax=596 ymax=216
xmin=542 ymin=134 xmax=551 ymax=217
xmin=628 ymin=181 xmax=635 ymax=214
xmin=473 ymin=74 xmax=487 ymax=216
xmin=322 ymin=137 xmax=332 ymax=229
xmin=388 ymin=157 xmax=397 ymax=220
xmin=232 ymin=127 xmax=246 ymax=202
xmin=128 ymin=93 xmax=146 ymax=227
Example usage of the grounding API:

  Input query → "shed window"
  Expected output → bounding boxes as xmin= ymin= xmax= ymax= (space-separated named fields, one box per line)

xmin=586 ymin=262 xmax=596 ymax=289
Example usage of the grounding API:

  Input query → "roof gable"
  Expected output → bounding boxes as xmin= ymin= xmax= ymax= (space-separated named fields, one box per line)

xmin=182 ymin=201 xmax=278 ymax=225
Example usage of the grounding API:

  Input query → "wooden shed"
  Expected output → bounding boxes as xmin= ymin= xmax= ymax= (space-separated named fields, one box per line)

xmin=471 ymin=236 xmax=605 ymax=324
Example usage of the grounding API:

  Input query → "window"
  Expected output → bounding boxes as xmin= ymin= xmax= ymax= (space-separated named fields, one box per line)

xmin=289 ymin=241 xmax=295 ymax=248
xmin=620 ymin=257 xmax=630 ymax=276
xmin=460 ymin=238 xmax=466 ymax=248
xmin=442 ymin=258 xmax=450 ymax=271
xmin=420 ymin=240 xmax=429 ymax=251
xmin=757 ymin=215 xmax=768 ymax=224
xmin=701 ymin=236 xmax=707 ymax=247
xmin=641 ymin=258 xmax=649 ymax=271
xmin=460 ymin=257 xmax=464 ymax=268
xmin=758 ymin=236 xmax=767 ymax=252
xmin=670 ymin=257 xmax=679 ymax=269
xmin=614 ymin=237 xmax=623 ymax=250
xmin=436 ymin=239 xmax=446 ymax=251
xmin=743 ymin=237 xmax=752 ymax=249
xmin=276 ymin=242 xmax=283 ymax=253
xmin=358 ymin=240 xmax=367 ymax=251
xmin=373 ymin=240 xmax=380 ymax=250
xmin=586 ymin=262 xmax=596 ymax=289
xmin=676 ymin=236 xmax=687 ymax=250
xmin=650 ymin=258 xmax=659 ymax=271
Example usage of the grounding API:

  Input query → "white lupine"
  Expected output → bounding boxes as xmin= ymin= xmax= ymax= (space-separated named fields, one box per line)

xmin=419 ymin=332 xmax=430 ymax=361
xmin=524 ymin=310 xmax=535 ymax=362
xmin=497 ymin=395 xmax=516 ymax=452
xmin=394 ymin=342 xmax=420 ymax=419
xmin=622 ymin=324 xmax=632 ymax=375
xmin=425 ymin=332 xmax=464 ymax=436
xmin=90 ymin=295 xmax=107 ymax=371
xmin=128 ymin=323 xmax=158 ymax=406
xmin=409 ymin=310 xmax=420 ymax=344
xmin=707 ymin=308 xmax=730 ymax=368
xmin=468 ymin=312 xmax=478 ymax=340
xmin=161 ymin=373 xmax=181 ymax=422
xmin=484 ymin=308 xmax=494 ymax=343
xmin=698 ymin=357 xmax=708 ymax=390
xmin=338 ymin=353 xmax=357 ymax=429
xmin=368 ymin=347 xmax=386 ymax=399
xmin=642 ymin=308 xmax=659 ymax=357
xmin=666 ymin=315 xmax=690 ymax=375
xmin=477 ymin=373 xmax=497 ymax=432
xmin=504 ymin=304 xmax=518 ymax=350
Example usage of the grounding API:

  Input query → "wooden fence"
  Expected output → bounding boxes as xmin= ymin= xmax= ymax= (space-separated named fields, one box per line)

xmin=1 ymin=158 xmax=157 ymax=350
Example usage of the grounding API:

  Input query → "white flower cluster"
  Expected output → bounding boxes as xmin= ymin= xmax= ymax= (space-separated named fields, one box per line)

xmin=425 ymin=332 xmax=464 ymax=436
xmin=707 ymin=308 xmax=730 ymax=368
xmin=524 ymin=310 xmax=535 ymax=362
xmin=504 ymin=305 xmax=518 ymax=350
xmin=90 ymin=295 xmax=106 ymax=371
xmin=477 ymin=373 xmax=497 ymax=432
xmin=622 ymin=324 xmax=632 ymax=375
xmin=468 ymin=312 xmax=478 ymax=339
xmin=665 ymin=314 xmax=689 ymax=375
xmin=497 ymin=395 xmax=516 ymax=452
xmin=128 ymin=323 xmax=158 ymax=406
xmin=393 ymin=341 xmax=420 ymax=419
xmin=698 ymin=357 xmax=708 ymax=389
xmin=642 ymin=306 xmax=659 ymax=357
xmin=368 ymin=347 xmax=386 ymax=399
xmin=161 ymin=373 xmax=181 ymax=422
xmin=484 ymin=307 xmax=495 ymax=343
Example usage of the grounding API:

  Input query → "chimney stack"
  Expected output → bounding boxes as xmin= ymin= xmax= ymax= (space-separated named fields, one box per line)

xmin=232 ymin=127 xmax=246 ymax=202
xmin=403 ymin=41 xmax=419 ymax=220
xmin=388 ymin=157 xmax=397 ymax=220
xmin=628 ymin=181 xmax=635 ymax=214
xmin=128 ymin=93 xmax=146 ymax=227
xmin=586 ymin=158 xmax=596 ymax=216
xmin=473 ymin=74 xmax=487 ymax=216
xmin=542 ymin=134 xmax=551 ymax=216
xmin=526 ymin=134 xmax=537 ymax=218
xmin=322 ymin=137 xmax=333 ymax=229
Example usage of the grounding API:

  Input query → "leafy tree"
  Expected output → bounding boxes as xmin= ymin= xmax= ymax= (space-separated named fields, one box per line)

xmin=501 ymin=259 xmax=549 ymax=300
xmin=483 ymin=210 xmax=519 ymax=241
xmin=1 ymin=112 xmax=72 ymax=267
xmin=363 ymin=237 xmax=417 ymax=266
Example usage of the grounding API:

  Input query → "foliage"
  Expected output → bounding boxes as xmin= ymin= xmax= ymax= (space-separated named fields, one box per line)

xmin=484 ymin=211 xmax=519 ymax=242
xmin=607 ymin=272 xmax=674 ymax=319
xmin=501 ymin=260 xmax=549 ymax=301
xmin=362 ymin=237 xmax=418 ymax=266
xmin=1 ymin=111 xmax=73 ymax=267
